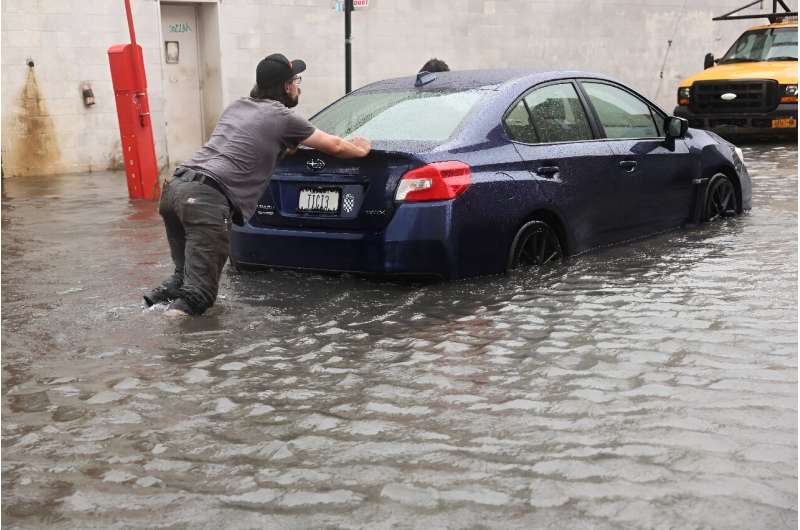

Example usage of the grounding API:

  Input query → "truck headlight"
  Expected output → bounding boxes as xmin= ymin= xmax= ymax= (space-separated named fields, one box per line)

xmin=781 ymin=85 xmax=798 ymax=103
xmin=677 ymin=87 xmax=691 ymax=105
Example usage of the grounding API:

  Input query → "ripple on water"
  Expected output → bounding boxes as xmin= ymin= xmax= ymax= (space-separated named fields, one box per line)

xmin=1 ymin=146 xmax=797 ymax=528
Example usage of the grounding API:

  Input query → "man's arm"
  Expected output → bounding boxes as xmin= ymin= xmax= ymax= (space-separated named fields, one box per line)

xmin=300 ymin=130 xmax=371 ymax=158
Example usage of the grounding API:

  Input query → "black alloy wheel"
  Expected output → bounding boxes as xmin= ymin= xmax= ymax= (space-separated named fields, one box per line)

xmin=703 ymin=174 xmax=738 ymax=222
xmin=511 ymin=220 xmax=563 ymax=270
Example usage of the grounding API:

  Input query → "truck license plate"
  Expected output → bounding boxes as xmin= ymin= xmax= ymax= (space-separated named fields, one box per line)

xmin=298 ymin=188 xmax=340 ymax=214
xmin=771 ymin=117 xmax=797 ymax=128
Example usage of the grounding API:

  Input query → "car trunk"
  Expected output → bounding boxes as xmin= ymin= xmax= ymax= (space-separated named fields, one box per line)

xmin=249 ymin=147 xmax=422 ymax=231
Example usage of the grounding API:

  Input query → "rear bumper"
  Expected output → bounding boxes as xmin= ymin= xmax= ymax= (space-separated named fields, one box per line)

xmin=230 ymin=202 xmax=456 ymax=278
xmin=674 ymin=103 xmax=797 ymax=139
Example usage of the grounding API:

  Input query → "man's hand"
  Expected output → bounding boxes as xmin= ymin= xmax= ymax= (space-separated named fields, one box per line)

xmin=301 ymin=130 xmax=371 ymax=159
xmin=347 ymin=136 xmax=371 ymax=155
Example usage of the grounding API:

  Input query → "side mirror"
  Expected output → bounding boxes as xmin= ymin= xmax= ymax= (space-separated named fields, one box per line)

xmin=665 ymin=116 xmax=689 ymax=139
xmin=704 ymin=53 xmax=715 ymax=69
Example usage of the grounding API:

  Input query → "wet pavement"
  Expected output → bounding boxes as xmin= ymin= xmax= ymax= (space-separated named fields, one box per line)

xmin=2 ymin=144 xmax=797 ymax=529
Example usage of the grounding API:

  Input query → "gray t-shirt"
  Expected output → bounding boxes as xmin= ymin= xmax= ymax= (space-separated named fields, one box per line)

xmin=183 ymin=97 xmax=315 ymax=223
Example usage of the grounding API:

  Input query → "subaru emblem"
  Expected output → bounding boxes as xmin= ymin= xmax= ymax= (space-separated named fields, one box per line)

xmin=720 ymin=93 xmax=737 ymax=101
xmin=306 ymin=158 xmax=326 ymax=171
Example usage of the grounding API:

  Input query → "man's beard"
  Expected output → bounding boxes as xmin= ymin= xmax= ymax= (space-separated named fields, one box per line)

xmin=285 ymin=89 xmax=300 ymax=108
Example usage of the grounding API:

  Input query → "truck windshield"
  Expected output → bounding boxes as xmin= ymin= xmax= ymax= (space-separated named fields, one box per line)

xmin=720 ymin=27 xmax=798 ymax=63
xmin=311 ymin=89 xmax=484 ymax=143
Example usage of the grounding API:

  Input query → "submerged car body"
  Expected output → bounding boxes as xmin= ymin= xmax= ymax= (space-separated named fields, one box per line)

xmin=231 ymin=69 xmax=751 ymax=279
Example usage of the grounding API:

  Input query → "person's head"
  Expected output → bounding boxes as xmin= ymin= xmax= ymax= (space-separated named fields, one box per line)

xmin=419 ymin=58 xmax=449 ymax=73
xmin=250 ymin=53 xmax=306 ymax=107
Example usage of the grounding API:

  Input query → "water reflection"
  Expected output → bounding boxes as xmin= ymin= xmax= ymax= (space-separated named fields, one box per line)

xmin=2 ymin=144 xmax=797 ymax=529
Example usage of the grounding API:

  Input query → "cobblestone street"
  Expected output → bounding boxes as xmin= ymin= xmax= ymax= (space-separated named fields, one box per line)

xmin=2 ymin=144 xmax=797 ymax=529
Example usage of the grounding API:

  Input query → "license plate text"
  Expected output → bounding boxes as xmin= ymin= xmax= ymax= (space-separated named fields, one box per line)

xmin=298 ymin=188 xmax=340 ymax=213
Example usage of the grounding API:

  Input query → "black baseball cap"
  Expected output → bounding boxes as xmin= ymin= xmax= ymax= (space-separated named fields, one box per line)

xmin=256 ymin=53 xmax=306 ymax=88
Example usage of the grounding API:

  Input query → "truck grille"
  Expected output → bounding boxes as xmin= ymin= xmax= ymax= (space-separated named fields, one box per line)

xmin=691 ymin=80 xmax=780 ymax=114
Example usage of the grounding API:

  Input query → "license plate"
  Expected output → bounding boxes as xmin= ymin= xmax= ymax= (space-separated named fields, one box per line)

xmin=771 ymin=117 xmax=797 ymax=128
xmin=298 ymin=187 xmax=340 ymax=214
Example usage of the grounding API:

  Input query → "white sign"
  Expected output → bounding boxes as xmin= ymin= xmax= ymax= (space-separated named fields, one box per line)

xmin=333 ymin=0 xmax=369 ymax=12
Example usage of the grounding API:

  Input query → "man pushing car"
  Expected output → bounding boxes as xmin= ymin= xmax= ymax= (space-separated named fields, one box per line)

xmin=144 ymin=53 xmax=371 ymax=317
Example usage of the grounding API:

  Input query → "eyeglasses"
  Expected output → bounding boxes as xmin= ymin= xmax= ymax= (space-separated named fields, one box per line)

xmin=291 ymin=76 xmax=302 ymax=85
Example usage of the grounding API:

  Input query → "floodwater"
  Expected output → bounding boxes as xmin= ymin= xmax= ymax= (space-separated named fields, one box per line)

xmin=2 ymin=144 xmax=797 ymax=529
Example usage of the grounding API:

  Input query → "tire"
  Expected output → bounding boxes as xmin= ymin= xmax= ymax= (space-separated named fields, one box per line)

xmin=703 ymin=173 xmax=738 ymax=222
xmin=509 ymin=220 xmax=564 ymax=270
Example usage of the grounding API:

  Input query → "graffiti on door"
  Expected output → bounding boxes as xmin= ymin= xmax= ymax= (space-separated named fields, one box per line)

xmin=169 ymin=22 xmax=192 ymax=33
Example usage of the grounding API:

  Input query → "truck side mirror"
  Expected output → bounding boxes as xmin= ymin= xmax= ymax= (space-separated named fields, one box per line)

xmin=704 ymin=53 xmax=715 ymax=69
xmin=665 ymin=116 xmax=689 ymax=139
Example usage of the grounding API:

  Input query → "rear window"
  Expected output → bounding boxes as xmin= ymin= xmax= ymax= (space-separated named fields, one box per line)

xmin=311 ymin=89 xmax=484 ymax=143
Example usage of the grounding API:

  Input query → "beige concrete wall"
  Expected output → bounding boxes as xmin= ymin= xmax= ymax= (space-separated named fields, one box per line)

xmin=1 ymin=0 xmax=169 ymax=177
xmin=1 ymin=0 xmax=795 ymax=177
xmin=199 ymin=3 xmax=224 ymax=140
xmin=331 ymin=0 xmax=796 ymax=115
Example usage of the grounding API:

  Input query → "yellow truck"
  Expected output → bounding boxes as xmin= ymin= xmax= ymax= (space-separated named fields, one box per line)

xmin=674 ymin=1 xmax=797 ymax=139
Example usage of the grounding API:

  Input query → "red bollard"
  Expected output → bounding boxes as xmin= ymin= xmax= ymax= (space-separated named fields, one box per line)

xmin=107 ymin=0 xmax=160 ymax=201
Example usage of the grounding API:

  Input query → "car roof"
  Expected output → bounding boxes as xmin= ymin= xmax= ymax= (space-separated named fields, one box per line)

xmin=356 ymin=69 xmax=619 ymax=93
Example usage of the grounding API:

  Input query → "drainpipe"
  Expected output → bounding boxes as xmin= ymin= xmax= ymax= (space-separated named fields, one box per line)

xmin=345 ymin=0 xmax=352 ymax=94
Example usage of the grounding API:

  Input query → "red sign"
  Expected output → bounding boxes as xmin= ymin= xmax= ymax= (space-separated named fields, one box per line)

xmin=334 ymin=0 xmax=369 ymax=11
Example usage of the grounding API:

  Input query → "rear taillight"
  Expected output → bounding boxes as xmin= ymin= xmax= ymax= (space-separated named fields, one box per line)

xmin=394 ymin=161 xmax=471 ymax=202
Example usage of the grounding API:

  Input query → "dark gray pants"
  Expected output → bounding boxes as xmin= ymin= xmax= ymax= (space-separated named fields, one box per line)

xmin=156 ymin=171 xmax=232 ymax=315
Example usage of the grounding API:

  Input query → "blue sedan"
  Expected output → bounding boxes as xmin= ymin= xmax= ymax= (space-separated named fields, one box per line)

xmin=230 ymin=70 xmax=751 ymax=279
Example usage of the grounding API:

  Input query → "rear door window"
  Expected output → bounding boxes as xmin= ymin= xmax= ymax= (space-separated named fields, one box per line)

xmin=504 ymin=83 xmax=593 ymax=144
xmin=504 ymin=99 xmax=539 ymax=143
xmin=582 ymin=82 xmax=659 ymax=139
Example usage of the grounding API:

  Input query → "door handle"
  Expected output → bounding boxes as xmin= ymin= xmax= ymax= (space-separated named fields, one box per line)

xmin=536 ymin=166 xmax=559 ymax=177
xmin=619 ymin=160 xmax=638 ymax=173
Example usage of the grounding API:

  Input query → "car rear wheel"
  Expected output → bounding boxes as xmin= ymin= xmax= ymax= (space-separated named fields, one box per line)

xmin=703 ymin=174 xmax=738 ymax=222
xmin=509 ymin=220 xmax=563 ymax=270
